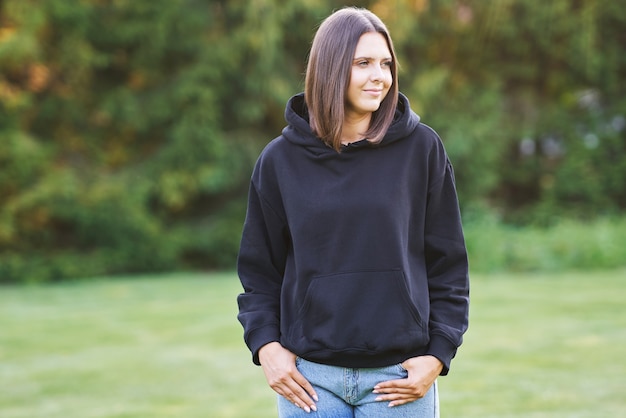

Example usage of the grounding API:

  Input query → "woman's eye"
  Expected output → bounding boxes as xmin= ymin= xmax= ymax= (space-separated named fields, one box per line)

xmin=382 ymin=61 xmax=392 ymax=67
xmin=358 ymin=61 xmax=369 ymax=67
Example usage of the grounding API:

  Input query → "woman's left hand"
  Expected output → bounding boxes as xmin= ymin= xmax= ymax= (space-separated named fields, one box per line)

xmin=373 ymin=355 xmax=443 ymax=407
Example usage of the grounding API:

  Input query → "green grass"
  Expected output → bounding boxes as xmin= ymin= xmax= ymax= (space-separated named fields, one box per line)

xmin=463 ymin=217 xmax=626 ymax=272
xmin=439 ymin=270 xmax=626 ymax=417
xmin=1 ymin=270 xmax=625 ymax=417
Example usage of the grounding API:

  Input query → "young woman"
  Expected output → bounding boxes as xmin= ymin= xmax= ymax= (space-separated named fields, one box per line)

xmin=237 ymin=7 xmax=469 ymax=417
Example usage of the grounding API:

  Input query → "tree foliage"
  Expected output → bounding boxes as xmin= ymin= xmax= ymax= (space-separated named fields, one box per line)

xmin=1 ymin=0 xmax=625 ymax=281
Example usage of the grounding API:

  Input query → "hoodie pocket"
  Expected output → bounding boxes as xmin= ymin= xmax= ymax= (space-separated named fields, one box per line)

xmin=289 ymin=269 xmax=427 ymax=353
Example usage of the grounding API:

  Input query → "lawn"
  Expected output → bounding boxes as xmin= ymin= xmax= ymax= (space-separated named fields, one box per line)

xmin=0 ymin=269 xmax=624 ymax=417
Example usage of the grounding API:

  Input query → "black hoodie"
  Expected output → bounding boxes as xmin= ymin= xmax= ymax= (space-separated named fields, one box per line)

xmin=237 ymin=93 xmax=469 ymax=374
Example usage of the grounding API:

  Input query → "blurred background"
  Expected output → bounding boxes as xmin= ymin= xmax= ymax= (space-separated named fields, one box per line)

xmin=1 ymin=0 xmax=625 ymax=283
xmin=2 ymin=2 xmax=625 ymax=417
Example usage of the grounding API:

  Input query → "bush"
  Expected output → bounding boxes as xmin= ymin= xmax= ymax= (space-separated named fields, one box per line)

xmin=1 ymin=0 xmax=625 ymax=282
xmin=464 ymin=216 xmax=626 ymax=273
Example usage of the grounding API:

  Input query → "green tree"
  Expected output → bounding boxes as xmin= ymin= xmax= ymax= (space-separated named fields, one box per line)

xmin=374 ymin=0 xmax=626 ymax=222
xmin=1 ymin=0 xmax=625 ymax=281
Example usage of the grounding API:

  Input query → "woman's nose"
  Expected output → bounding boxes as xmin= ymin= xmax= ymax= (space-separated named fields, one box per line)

xmin=370 ymin=64 xmax=385 ymax=82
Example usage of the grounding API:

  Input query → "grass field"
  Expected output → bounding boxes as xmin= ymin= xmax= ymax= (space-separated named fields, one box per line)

xmin=1 ymin=270 xmax=625 ymax=417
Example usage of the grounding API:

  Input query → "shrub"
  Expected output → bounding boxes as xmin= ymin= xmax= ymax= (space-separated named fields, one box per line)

xmin=464 ymin=216 xmax=626 ymax=273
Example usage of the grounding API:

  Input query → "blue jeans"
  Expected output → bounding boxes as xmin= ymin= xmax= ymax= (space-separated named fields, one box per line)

xmin=277 ymin=357 xmax=439 ymax=418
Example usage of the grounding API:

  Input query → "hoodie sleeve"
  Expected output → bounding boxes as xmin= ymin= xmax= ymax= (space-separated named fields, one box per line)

xmin=236 ymin=174 xmax=289 ymax=365
xmin=423 ymin=138 xmax=470 ymax=375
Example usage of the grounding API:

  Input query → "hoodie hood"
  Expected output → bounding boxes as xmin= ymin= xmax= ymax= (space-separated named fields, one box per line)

xmin=281 ymin=92 xmax=421 ymax=154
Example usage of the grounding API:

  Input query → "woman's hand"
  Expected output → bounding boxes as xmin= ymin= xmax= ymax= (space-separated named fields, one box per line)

xmin=373 ymin=355 xmax=443 ymax=407
xmin=258 ymin=342 xmax=318 ymax=413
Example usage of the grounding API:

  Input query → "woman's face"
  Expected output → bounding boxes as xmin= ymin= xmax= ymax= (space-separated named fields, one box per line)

xmin=345 ymin=32 xmax=393 ymax=119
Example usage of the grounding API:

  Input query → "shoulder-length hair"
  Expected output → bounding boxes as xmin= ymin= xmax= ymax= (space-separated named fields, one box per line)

xmin=305 ymin=7 xmax=399 ymax=152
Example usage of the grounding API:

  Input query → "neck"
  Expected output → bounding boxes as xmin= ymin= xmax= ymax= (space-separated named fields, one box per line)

xmin=341 ymin=111 xmax=372 ymax=145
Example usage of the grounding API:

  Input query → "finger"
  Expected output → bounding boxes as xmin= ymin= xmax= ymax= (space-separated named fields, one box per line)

xmin=276 ymin=371 xmax=317 ymax=412
xmin=292 ymin=370 xmax=319 ymax=402
xmin=373 ymin=379 xmax=407 ymax=390
xmin=388 ymin=398 xmax=414 ymax=407
xmin=285 ymin=379 xmax=318 ymax=412
xmin=285 ymin=393 xmax=316 ymax=413
xmin=374 ymin=391 xmax=413 ymax=404
xmin=375 ymin=392 xmax=416 ymax=401
xmin=284 ymin=391 xmax=314 ymax=413
xmin=373 ymin=382 xmax=414 ymax=394
xmin=375 ymin=392 xmax=420 ymax=408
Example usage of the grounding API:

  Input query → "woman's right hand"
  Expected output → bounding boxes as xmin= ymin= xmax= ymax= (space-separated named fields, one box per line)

xmin=258 ymin=342 xmax=318 ymax=413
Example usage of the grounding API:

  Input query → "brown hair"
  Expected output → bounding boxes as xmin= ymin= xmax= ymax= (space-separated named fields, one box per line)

xmin=305 ymin=7 xmax=399 ymax=151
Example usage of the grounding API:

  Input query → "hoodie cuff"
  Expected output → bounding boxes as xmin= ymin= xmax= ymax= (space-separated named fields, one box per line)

xmin=247 ymin=325 xmax=281 ymax=366
xmin=425 ymin=334 xmax=459 ymax=376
